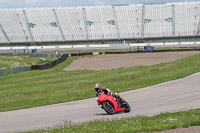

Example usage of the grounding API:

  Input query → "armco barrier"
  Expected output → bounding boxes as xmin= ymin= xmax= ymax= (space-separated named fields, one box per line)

xmin=0 ymin=67 xmax=6 ymax=77
xmin=70 ymin=52 xmax=93 ymax=56
xmin=11 ymin=66 xmax=31 ymax=74
xmin=31 ymin=54 xmax=68 ymax=70
xmin=70 ymin=52 xmax=103 ymax=57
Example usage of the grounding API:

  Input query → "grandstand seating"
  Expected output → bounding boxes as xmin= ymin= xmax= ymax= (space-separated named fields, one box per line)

xmin=25 ymin=8 xmax=63 ymax=42
xmin=85 ymin=6 xmax=118 ymax=40
xmin=0 ymin=2 xmax=200 ymax=44
xmin=0 ymin=27 xmax=7 ymax=43
xmin=115 ymin=5 xmax=143 ymax=39
xmin=56 ymin=7 xmax=86 ymax=41
xmin=174 ymin=2 xmax=200 ymax=36
xmin=144 ymin=4 xmax=173 ymax=37
xmin=0 ymin=9 xmax=27 ymax=43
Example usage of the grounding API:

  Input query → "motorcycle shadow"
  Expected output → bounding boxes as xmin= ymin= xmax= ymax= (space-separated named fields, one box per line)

xmin=95 ymin=112 xmax=124 ymax=116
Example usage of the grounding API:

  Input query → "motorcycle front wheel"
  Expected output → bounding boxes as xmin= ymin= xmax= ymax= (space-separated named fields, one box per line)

xmin=102 ymin=101 xmax=115 ymax=115
xmin=123 ymin=101 xmax=131 ymax=113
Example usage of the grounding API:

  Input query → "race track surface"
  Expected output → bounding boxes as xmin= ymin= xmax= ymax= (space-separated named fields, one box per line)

xmin=0 ymin=73 xmax=200 ymax=133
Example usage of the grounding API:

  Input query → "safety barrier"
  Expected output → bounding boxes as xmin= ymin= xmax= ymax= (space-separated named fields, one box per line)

xmin=0 ymin=54 xmax=67 ymax=75
xmin=27 ymin=54 xmax=57 ymax=58
xmin=31 ymin=54 xmax=68 ymax=70
xmin=11 ymin=66 xmax=32 ymax=74
xmin=0 ymin=41 xmax=200 ymax=51
xmin=0 ymin=67 xmax=6 ymax=77
xmin=0 ymin=53 xmax=57 ymax=58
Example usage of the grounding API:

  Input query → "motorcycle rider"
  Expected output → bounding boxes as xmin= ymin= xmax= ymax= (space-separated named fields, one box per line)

xmin=94 ymin=83 xmax=123 ymax=102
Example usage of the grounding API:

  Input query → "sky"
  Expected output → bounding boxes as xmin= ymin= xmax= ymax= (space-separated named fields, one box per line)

xmin=0 ymin=0 xmax=199 ymax=8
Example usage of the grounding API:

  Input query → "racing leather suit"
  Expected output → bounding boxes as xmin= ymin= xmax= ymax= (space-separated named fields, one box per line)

xmin=96 ymin=87 xmax=123 ymax=101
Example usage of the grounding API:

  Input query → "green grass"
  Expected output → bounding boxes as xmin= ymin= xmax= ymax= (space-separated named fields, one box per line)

xmin=0 ymin=56 xmax=54 ymax=74
xmin=24 ymin=108 xmax=200 ymax=133
xmin=0 ymin=52 xmax=200 ymax=112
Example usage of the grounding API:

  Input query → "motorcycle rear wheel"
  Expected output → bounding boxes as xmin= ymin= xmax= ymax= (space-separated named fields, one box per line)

xmin=102 ymin=101 xmax=115 ymax=115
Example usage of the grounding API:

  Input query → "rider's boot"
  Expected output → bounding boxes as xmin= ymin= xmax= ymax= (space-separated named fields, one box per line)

xmin=119 ymin=96 xmax=128 ymax=106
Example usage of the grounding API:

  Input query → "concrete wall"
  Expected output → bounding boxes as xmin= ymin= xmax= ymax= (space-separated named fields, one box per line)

xmin=0 ymin=67 xmax=6 ymax=77
xmin=11 ymin=66 xmax=32 ymax=74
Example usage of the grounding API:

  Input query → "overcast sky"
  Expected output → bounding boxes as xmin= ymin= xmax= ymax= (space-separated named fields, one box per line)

xmin=0 ymin=0 xmax=199 ymax=8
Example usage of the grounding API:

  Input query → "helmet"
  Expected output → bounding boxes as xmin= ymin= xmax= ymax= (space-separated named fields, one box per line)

xmin=94 ymin=83 xmax=102 ymax=92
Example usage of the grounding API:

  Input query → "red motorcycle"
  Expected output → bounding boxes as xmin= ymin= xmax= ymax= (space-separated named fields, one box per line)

xmin=97 ymin=92 xmax=131 ymax=114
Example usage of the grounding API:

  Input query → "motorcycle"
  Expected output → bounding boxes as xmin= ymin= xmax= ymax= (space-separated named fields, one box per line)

xmin=97 ymin=91 xmax=131 ymax=115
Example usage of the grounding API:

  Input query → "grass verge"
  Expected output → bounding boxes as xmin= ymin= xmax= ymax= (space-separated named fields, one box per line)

xmin=24 ymin=108 xmax=200 ymax=133
xmin=0 ymin=53 xmax=200 ymax=112
xmin=0 ymin=56 xmax=54 ymax=74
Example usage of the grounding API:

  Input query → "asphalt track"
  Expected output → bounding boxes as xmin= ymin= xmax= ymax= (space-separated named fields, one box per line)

xmin=0 ymin=73 xmax=200 ymax=133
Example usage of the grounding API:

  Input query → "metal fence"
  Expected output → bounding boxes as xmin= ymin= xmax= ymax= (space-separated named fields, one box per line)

xmin=28 ymin=54 xmax=57 ymax=58
xmin=11 ymin=66 xmax=32 ymax=74
xmin=0 ymin=52 xmax=57 ymax=58
xmin=0 ymin=49 xmax=27 ymax=54
xmin=0 ymin=67 xmax=6 ymax=77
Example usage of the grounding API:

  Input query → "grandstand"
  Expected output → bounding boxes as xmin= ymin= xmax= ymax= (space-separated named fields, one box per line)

xmin=0 ymin=2 xmax=200 ymax=44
